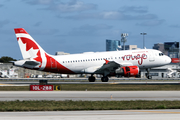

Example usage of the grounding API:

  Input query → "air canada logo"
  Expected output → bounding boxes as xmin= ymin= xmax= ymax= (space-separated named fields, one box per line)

xmin=122 ymin=54 xmax=147 ymax=65
xmin=18 ymin=37 xmax=43 ymax=67
xmin=19 ymin=37 xmax=39 ymax=51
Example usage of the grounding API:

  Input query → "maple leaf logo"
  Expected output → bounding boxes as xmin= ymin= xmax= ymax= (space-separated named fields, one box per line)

xmin=18 ymin=37 xmax=40 ymax=60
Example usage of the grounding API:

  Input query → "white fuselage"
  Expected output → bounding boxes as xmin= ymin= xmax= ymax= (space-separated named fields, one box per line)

xmin=51 ymin=49 xmax=171 ymax=74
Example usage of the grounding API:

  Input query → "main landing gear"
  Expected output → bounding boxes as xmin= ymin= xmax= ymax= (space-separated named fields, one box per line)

xmin=88 ymin=75 xmax=109 ymax=82
xmin=88 ymin=75 xmax=96 ymax=82
xmin=101 ymin=76 xmax=109 ymax=82
xmin=146 ymin=68 xmax=152 ymax=79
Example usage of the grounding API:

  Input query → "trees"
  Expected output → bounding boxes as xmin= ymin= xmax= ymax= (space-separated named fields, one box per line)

xmin=0 ymin=56 xmax=17 ymax=63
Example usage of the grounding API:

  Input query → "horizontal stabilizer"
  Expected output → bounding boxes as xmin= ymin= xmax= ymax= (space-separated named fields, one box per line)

xmin=23 ymin=61 xmax=41 ymax=68
xmin=13 ymin=60 xmax=41 ymax=69
xmin=24 ymin=61 xmax=40 ymax=66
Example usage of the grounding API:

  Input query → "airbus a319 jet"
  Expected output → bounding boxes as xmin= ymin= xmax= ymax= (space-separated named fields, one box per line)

xmin=13 ymin=28 xmax=171 ymax=82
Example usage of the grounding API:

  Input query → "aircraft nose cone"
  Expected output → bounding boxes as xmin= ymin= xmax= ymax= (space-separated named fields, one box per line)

xmin=165 ymin=56 xmax=171 ymax=64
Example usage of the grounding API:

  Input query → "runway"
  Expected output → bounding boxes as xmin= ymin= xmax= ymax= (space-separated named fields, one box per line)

xmin=1 ymin=81 xmax=180 ymax=85
xmin=1 ymin=91 xmax=180 ymax=120
xmin=0 ymin=91 xmax=180 ymax=101
xmin=0 ymin=110 xmax=180 ymax=120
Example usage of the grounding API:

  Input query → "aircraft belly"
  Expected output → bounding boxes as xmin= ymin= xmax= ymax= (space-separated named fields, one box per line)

xmin=64 ymin=63 xmax=89 ymax=73
xmin=65 ymin=62 xmax=102 ymax=74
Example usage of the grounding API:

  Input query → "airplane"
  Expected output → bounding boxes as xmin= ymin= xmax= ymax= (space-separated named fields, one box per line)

xmin=13 ymin=28 xmax=171 ymax=82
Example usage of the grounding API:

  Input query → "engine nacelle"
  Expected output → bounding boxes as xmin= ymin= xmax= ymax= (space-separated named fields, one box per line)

xmin=115 ymin=66 xmax=140 ymax=77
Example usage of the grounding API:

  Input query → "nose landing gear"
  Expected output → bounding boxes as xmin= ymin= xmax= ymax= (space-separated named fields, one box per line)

xmin=146 ymin=68 xmax=152 ymax=79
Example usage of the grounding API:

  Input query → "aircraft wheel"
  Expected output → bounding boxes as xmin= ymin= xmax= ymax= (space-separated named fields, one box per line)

xmin=147 ymin=75 xmax=152 ymax=79
xmin=101 ymin=76 xmax=109 ymax=82
xmin=88 ymin=76 xmax=96 ymax=82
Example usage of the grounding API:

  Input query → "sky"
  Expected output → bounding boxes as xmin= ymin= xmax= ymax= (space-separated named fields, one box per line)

xmin=1 ymin=0 xmax=180 ymax=59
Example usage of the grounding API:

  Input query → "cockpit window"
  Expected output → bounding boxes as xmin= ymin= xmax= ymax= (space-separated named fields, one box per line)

xmin=159 ymin=53 xmax=164 ymax=56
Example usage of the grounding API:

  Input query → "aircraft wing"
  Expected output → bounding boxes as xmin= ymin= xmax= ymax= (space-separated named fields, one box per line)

xmin=94 ymin=61 xmax=120 ymax=76
xmin=93 ymin=59 xmax=134 ymax=76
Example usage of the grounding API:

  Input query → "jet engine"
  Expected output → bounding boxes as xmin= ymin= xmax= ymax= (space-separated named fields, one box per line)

xmin=115 ymin=66 xmax=140 ymax=77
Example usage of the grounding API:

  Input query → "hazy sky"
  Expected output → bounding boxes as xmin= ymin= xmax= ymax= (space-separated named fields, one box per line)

xmin=1 ymin=0 xmax=180 ymax=59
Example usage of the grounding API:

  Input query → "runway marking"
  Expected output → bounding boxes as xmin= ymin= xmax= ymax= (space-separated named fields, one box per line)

xmin=0 ymin=83 xmax=29 ymax=86
xmin=1 ymin=96 xmax=179 ymax=98
xmin=109 ymin=83 xmax=118 ymax=84
xmin=124 ymin=110 xmax=180 ymax=114
xmin=0 ymin=84 xmax=14 ymax=86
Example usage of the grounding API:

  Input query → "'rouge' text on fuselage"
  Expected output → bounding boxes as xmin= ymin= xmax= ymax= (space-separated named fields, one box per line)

xmin=122 ymin=54 xmax=147 ymax=65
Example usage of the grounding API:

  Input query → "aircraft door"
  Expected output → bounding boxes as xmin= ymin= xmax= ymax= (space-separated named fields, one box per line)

xmin=50 ymin=58 xmax=57 ymax=69
xmin=149 ymin=51 xmax=155 ymax=62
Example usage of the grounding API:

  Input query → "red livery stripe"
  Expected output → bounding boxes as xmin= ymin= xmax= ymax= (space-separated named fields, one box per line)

xmin=14 ymin=28 xmax=28 ymax=34
xmin=44 ymin=53 xmax=75 ymax=74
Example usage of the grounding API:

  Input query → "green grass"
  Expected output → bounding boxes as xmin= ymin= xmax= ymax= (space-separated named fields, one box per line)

xmin=0 ymin=86 xmax=29 ymax=91
xmin=1 ymin=84 xmax=180 ymax=91
xmin=60 ymin=84 xmax=180 ymax=91
xmin=0 ymin=100 xmax=180 ymax=111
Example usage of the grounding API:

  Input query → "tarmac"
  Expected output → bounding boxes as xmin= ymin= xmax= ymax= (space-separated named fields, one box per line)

xmin=0 ymin=110 xmax=180 ymax=120
xmin=0 ymin=91 xmax=180 ymax=101
xmin=0 ymin=81 xmax=180 ymax=119
xmin=1 ymin=81 xmax=180 ymax=85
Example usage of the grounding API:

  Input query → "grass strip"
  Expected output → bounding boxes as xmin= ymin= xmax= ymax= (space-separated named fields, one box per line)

xmin=60 ymin=84 xmax=180 ymax=91
xmin=0 ymin=100 xmax=180 ymax=111
xmin=0 ymin=86 xmax=29 ymax=91
xmin=1 ymin=84 xmax=180 ymax=91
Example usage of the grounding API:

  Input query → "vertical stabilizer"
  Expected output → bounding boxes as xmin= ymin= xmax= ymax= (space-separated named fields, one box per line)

xmin=13 ymin=28 xmax=75 ymax=73
xmin=14 ymin=28 xmax=46 ymax=60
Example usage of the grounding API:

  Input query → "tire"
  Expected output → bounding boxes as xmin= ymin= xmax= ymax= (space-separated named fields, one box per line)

xmin=88 ymin=76 xmax=96 ymax=82
xmin=101 ymin=76 xmax=109 ymax=82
